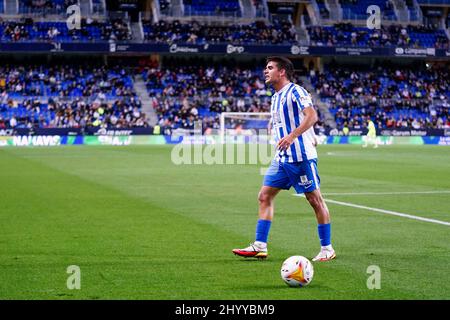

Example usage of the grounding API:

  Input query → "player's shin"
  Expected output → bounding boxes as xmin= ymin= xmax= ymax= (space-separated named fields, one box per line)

xmin=254 ymin=219 xmax=271 ymax=248
xmin=317 ymin=223 xmax=332 ymax=249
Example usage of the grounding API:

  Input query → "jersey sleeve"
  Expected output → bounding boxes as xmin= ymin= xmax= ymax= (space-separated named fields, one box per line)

xmin=292 ymin=86 xmax=313 ymax=110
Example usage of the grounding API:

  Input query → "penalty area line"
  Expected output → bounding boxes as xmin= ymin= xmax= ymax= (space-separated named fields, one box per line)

xmin=293 ymin=194 xmax=450 ymax=227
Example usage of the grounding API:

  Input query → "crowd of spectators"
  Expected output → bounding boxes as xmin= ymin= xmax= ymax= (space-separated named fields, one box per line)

xmin=340 ymin=0 xmax=396 ymax=20
xmin=183 ymin=0 xmax=241 ymax=16
xmin=308 ymin=23 xmax=449 ymax=49
xmin=0 ymin=63 xmax=148 ymax=129
xmin=143 ymin=60 xmax=448 ymax=133
xmin=158 ymin=0 xmax=171 ymax=15
xmin=143 ymin=19 xmax=297 ymax=45
xmin=142 ymin=63 xmax=275 ymax=131
xmin=19 ymin=0 xmax=77 ymax=14
xmin=0 ymin=18 xmax=131 ymax=42
xmin=309 ymin=63 xmax=449 ymax=130
xmin=0 ymin=96 xmax=146 ymax=129
xmin=0 ymin=64 xmax=135 ymax=98
xmin=2 ymin=16 xmax=447 ymax=49
xmin=1 ymin=60 xmax=448 ymax=133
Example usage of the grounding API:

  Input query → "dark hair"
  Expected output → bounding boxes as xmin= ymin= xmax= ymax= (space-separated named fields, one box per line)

xmin=266 ymin=56 xmax=294 ymax=80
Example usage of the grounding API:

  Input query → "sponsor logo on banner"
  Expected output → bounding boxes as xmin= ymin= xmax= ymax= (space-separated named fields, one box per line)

xmin=426 ymin=48 xmax=435 ymax=56
xmin=329 ymin=129 xmax=365 ymax=136
xmin=0 ymin=129 xmax=14 ymax=136
xmin=335 ymin=47 xmax=373 ymax=55
xmin=395 ymin=47 xmax=435 ymax=57
xmin=170 ymin=44 xmax=200 ymax=53
xmin=328 ymin=128 xmax=444 ymax=136
xmin=116 ymin=45 xmax=130 ymax=52
xmin=348 ymin=130 xmax=363 ymax=135
xmin=51 ymin=42 xmax=63 ymax=52
xmin=411 ymin=130 xmax=428 ymax=136
xmin=439 ymin=137 xmax=450 ymax=145
xmin=381 ymin=130 xmax=427 ymax=136
xmin=13 ymin=136 xmax=61 ymax=146
xmin=226 ymin=44 xmax=245 ymax=54
xmin=0 ymin=137 xmax=8 ymax=147
xmin=98 ymin=136 xmax=132 ymax=146
xmin=181 ymin=135 xmax=216 ymax=144
xmin=95 ymin=129 xmax=133 ymax=136
xmin=290 ymin=45 xmax=309 ymax=55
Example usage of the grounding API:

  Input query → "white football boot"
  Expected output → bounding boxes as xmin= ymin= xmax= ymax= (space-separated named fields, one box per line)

xmin=312 ymin=247 xmax=336 ymax=262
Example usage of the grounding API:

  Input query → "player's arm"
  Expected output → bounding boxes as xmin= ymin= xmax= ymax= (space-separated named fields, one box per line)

xmin=277 ymin=107 xmax=318 ymax=151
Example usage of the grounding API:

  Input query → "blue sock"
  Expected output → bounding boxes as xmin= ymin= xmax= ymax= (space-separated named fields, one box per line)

xmin=255 ymin=219 xmax=272 ymax=243
xmin=318 ymin=223 xmax=331 ymax=246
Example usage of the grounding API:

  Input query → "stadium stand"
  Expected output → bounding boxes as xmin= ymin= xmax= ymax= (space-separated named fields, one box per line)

xmin=316 ymin=0 xmax=330 ymax=20
xmin=141 ymin=61 xmax=272 ymax=130
xmin=308 ymin=23 xmax=449 ymax=48
xmin=0 ymin=0 xmax=448 ymax=134
xmin=19 ymin=0 xmax=78 ymax=15
xmin=340 ymin=0 xmax=396 ymax=21
xmin=0 ymin=58 xmax=447 ymax=131
xmin=0 ymin=18 xmax=131 ymax=42
xmin=92 ymin=0 xmax=106 ymax=15
xmin=158 ymin=0 xmax=170 ymax=15
xmin=183 ymin=0 xmax=242 ymax=17
xmin=142 ymin=19 xmax=297 ymax=45
xmin=309 ymin=63 xmax=449 ymax=130
xmin=0 ymin=63 xmax=146 ymax=129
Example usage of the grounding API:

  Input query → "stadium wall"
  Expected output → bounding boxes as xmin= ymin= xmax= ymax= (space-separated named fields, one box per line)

xmin=1 ymin=135 xmax=449 ymax=147
xmin=0 ymin=42 xmax=449 ymax=58
xmin=0 ymin=128 xmax=447 ymax=137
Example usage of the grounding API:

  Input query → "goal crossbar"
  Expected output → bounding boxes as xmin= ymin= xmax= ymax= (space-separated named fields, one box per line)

xmin=220 ymin=112 xmax=271 ymax=144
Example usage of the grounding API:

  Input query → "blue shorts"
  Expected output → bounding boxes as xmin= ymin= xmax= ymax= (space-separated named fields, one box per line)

xmin=263 ymin=159 xmax=320 ymax=194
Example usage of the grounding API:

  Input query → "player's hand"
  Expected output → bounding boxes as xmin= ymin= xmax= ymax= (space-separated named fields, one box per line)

xmin=277 ymin=134 xmax=295 ymax=151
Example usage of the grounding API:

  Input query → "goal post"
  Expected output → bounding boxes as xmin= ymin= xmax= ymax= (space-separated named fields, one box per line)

xmin=219 ymin=112 xmax=271 ymax=144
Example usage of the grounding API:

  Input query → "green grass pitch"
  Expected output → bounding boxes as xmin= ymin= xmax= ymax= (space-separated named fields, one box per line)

xmin=0 ymin=144 xmax=449 ymax=299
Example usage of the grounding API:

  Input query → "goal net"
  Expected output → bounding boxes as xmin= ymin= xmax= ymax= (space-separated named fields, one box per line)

xmin=219 ymin=112 xmax=272 ymax=144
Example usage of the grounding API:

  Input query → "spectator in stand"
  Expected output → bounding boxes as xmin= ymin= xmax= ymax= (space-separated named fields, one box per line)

xmin=307 ymin=23 xmax=449 ymax=49
xmin=142 ymin=19 xmax=297 ymax=45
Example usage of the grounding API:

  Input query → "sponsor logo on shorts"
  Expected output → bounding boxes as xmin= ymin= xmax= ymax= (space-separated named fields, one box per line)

xmin=299 ymin=175 xmax=313 ymax=187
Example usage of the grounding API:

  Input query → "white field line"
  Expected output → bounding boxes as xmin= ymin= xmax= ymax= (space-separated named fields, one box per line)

xmin=294 ymin=194 xmax=450 ymax=226
xmin=321 ymin=191 xmax=450 ymax=196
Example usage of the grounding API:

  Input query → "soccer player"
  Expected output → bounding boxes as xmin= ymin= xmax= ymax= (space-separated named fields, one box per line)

xmin=362 ymin=118 xmax=378 ymax=148
xmin=232 ymin=57 xmax=336 ymax=262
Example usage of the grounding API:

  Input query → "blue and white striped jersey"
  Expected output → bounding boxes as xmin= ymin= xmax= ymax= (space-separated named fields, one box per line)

xmin=270 ymin=82 xmax=318 ymax=163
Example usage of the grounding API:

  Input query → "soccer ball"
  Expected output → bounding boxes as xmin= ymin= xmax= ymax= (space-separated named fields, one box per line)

xmin=280 ymin=256 xmax=314 ymax=287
